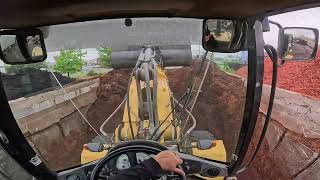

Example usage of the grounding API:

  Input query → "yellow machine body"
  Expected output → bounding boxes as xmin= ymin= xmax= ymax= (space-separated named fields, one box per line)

xmin=114 ymin=67 xmax=179 ymax=143
xmin=81 ymin=66 xmax=227 ymax=180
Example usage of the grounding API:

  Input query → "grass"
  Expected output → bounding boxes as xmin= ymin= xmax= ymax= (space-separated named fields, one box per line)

xmin=69 ymin=68 xmax=111 ymax=78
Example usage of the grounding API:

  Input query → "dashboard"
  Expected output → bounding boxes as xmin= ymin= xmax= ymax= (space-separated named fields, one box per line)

xmin=58 ymin=151 xmax=156 ymax=180
xmin=58 ymin=151 xmax=228 ymax=180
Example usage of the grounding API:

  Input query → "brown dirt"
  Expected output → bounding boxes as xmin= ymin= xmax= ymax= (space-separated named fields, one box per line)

xmin=239 ymin=115 xmax=289 ymax=180
xmin=186 ymin=61 xmax=246 ymax=161
xmin=86 ymin=68 xmax=131 ymax=134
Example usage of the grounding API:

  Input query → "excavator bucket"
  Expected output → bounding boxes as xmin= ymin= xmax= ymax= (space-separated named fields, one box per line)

xmin=111 ymin=45 xmax=192 ymax=69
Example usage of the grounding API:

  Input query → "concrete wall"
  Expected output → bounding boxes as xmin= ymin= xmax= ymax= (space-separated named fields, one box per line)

xmin=9 ymin=78 xmax=99 ymax=170
xmin=243 ymin=85 xmax=320 ymax=179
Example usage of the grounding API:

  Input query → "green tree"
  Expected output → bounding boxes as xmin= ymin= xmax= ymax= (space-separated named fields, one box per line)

xmin=97 ymin=47 xmax=112 ymax=68
xmin=5 ymin=62 xmax=48 ymax=74
xmin=53 ymin=49 xmax=86 ymax=77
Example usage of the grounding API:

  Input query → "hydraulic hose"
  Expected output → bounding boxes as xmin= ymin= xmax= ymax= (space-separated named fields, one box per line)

xmin=244 ymin=44 xmax=278 ymax=168
xmin=125 ymin=61 xmax=141 ymax=140
xmin=173 ymin=96 xmax=197 ymax=135
xmin=149 ymin=92 xmax=188 ymax=140
xmin=144 ymin=63 xmax=154 ymax=127
xmin=152 ymin=96 xmax=197 ymax=141
xmin=152 ymin=59 xmax=159 ymax=127
xmin=182 ymin=52 xmax=213 ymax=132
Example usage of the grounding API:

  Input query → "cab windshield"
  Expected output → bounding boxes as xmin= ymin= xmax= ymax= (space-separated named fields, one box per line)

xmin=0 ymin=18 xmax=248 ymax=171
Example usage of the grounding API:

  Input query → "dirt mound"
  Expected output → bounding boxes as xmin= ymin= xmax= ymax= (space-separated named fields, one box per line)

xmin=87 ymin=68 xmax=132 ymax=133
xmin=189 ymin=62 xmax=246 ymax=161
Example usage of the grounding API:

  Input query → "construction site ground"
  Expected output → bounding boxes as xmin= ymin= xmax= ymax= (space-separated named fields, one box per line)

xmin=86 ymin=58 xmax=320 ymax=179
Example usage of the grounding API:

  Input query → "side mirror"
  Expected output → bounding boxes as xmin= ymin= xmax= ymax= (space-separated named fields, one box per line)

xmin=0 ymin=28 xmax=47 ymax=64
xmin=202 ymin=19 xmax=247 ymax=53
xmin=278 ymin=27 xmax=319 ymax=61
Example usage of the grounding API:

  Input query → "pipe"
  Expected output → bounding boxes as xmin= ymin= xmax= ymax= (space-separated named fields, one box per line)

xmin=182 ymin=53 xmax=213 ymax=132
xmin=135 ymin=69 xmax=144 ymax=121
xmin=173 ymin=96 xmax=196 ymax=135
xmin=100 ymin=97 xmax=126 ymax=138
xmin=144 ymin=63 xmax=155 ymax=128
xmin=152 ymin=59 xmax=159 ymax=127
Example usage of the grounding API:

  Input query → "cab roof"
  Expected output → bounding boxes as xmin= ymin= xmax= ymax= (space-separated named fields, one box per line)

xmin=1 ymin=0 xmax=320 ymax=28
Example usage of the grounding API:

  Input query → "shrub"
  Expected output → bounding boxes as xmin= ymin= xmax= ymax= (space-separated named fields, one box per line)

xmin=97 ymin=47 xmax=112 ymax=68
xmin=218 ymin=59 xmax=243 ymax=73
xmin=53 ymin=49 xmax=86 ymax=77
xmin=86 ymin=70 xmax=99 ymax=76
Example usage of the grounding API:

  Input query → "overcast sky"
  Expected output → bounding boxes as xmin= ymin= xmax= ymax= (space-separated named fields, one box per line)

xmin=264 ymin=7 xmax=320 ymax=46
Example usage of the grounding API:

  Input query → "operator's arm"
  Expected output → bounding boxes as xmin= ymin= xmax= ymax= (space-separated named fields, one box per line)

xmin=109 ymin=150 xmax=184 ymax=180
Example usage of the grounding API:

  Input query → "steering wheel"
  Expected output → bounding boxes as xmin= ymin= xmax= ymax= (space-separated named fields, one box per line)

xmin=90 ymin=140 xmax=186 ymax=180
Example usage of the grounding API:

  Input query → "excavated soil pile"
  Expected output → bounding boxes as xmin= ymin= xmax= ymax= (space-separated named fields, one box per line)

xmin=2 ymin=68 xmax=75 ymax=100
xmin=87 ymin=60 xmax=246 ymax=163
xmin=87 ymin=68 xmax=132 ymax=132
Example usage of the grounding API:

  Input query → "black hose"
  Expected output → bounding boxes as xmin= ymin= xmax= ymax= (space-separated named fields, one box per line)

xmin=183 ymin=51 xmax=208 ymax=108
xmin=149 ymin=51 xmax=209 ymax=140
xmin=144 ymin=63 xmax=154 ymax=126
xmin=126 ymin=61 xmax=141 ymax=140
xmin=245 ymin=44 xmax=278 ymax=167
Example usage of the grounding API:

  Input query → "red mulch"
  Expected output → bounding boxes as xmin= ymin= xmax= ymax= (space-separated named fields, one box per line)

xmin=236 ymin=52 xmax=320 ymax=99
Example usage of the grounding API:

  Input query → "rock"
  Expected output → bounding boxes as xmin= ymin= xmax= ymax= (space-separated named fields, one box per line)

xmin=294 ymin=157 xmax=320 ymax=180
xmin=265 ymin=121 xmax=285 ymax=151
xmin=273 ymin=135 xmax=319 ymax=177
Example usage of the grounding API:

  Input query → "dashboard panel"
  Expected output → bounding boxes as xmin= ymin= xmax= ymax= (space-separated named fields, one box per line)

xmin=58 ymin=151 xmax=229 ymax=180
xmin=58 ymin=151 xmax=155 ymax=180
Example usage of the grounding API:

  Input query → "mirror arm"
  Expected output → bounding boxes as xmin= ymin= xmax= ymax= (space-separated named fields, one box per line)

xmin=269 ymin=20 xmax=283 ymax=29
xmin=267 ymin=21 xmax=286 ymax=66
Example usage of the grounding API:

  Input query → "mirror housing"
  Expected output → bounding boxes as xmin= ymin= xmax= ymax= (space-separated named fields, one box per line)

xmin=278 ymin=27 xmax=319 ymax=61
xmin=202 ymin=19 xmax=248 ymax=53
xmin=0 ymin=28 xmax=47 ymax=65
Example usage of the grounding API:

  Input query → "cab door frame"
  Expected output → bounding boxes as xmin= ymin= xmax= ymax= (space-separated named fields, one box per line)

xmin=229 ymin=18 xmax=264 ymax=175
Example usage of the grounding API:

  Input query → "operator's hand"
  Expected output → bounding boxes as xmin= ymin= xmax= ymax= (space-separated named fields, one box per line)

xmin=153 ymin=150 xmax=185 ymax=176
